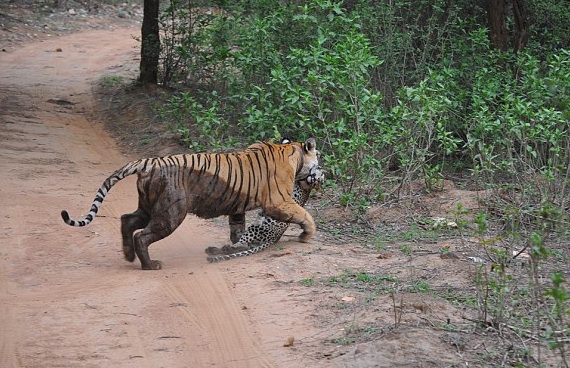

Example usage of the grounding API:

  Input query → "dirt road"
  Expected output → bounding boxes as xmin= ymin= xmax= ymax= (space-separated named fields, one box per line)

xmin=0 ymin=27 xmax=323 ymax=368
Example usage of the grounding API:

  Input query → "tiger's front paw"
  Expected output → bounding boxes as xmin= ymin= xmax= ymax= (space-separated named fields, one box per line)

xmin=299 ymin=231 xmax=312 ymax=243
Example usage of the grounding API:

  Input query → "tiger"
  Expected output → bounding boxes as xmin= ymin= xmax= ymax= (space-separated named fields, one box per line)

xmin=205 ymin=168 xmax=324 ymax=262
xmin=61 ymin=138 xmax=319 ymax=270
xmin=223 ymin=137 xmax=320 ymax=245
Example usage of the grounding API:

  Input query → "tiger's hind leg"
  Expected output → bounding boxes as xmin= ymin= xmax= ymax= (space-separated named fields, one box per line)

xmin=121 ymin=209 xmax=150 ymax=262
xmin=133 ymin=210 xmax=186 ymax=270
xmin=133 ymin=228 xmax=166 ymax=270
xmin=131 ymin=183 xmax=188 ymax=270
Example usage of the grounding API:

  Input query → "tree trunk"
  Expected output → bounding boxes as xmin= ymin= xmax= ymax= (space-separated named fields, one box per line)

xmin=512 ymin=0 xmax=529 ymax=53
xmin=139 ymin=0 xmax=160 ymax=85
xmin=485 ymin=0 xmax=507 ymax=51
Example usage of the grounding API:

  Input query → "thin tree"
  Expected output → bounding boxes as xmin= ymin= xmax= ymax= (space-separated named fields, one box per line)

xmin=139 ymin=0 xmax=160 ymax=85
xmin=485 ymin=0 xmax=507 ymax=51
xmin=484 ymin=0 xmax=529 ymax=53
xmin=512 ymin=0 xmax=529 ymax=53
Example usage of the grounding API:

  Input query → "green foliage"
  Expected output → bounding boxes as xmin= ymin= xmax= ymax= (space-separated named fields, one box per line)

xmin=156 ymin=91 xmax=238 ymax=150
xmin=155 ymin=0 xmax=570 ymax=219
xmin=326 ymin=269 xmax=397 ymax=292
xmin=527 ymin=0 xmax=570 ymax=54
xmin=230 ymin=0 xmax=390 ymax=197
xmin=472 ymin=203 xmax=570 ymax=364
xmin=389 ymin=66 xmax=464 ymax=193
xmin=466 ymin=50 xmax=570 ymax=181
xmin=159 ymin=0 xmax=235 ymax=87
xmin=355 ymin=0 xmax=482 ymax=106
xmin=299 ymin=278 xmax=314 ymax=287
xmin=545 ymin=272 xmax=568 ymax=320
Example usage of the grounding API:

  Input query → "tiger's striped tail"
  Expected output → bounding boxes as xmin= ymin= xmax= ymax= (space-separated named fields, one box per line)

xmin=61 ymin=159 xmax=145 ymax=227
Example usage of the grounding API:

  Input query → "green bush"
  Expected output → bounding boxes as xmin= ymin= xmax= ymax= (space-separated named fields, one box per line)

xmin=160 ymin=0 xmax=393 ymax=200
xmin=156 ymin=0 xmax=570 ymax=212
xmin=233 ymin=3 xmax=388 ymax=194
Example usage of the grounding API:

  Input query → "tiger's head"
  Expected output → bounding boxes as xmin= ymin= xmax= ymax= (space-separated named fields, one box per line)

xmin=282 ymin=137 xmax=320 ymax=183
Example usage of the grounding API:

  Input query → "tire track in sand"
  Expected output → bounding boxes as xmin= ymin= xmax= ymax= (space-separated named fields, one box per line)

xmin=161 ymin=262 xmax=275 ymax=367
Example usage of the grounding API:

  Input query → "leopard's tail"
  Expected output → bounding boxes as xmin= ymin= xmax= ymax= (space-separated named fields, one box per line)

xmin=61 ymin=159 xmax=148 ymax=227
xmin=207 ymin=243 xmax=272 ymax=263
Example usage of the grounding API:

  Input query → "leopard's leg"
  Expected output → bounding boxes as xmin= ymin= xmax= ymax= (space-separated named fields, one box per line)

xmin=208 ymin=240 xmax=274 ymax=263
xmin=205 ymin=213 xmax=246 ymax=255
xmin=207 ymin=221 xmax=289 ymax=262
xmin=221 ymin=220 xmax=284 ymax=254
xmin=205 ymin=219 xmax=262 ymax=256
xmin=205 ymin=216 xmax=278 ymax=256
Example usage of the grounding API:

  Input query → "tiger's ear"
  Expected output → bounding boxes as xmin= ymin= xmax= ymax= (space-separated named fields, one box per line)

xmin=304 ymin=138 xmax=317 ymax=153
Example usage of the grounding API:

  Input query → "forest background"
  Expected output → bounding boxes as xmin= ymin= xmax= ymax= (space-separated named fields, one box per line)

xmin=147 ymin=0 xmax=569 ymax=209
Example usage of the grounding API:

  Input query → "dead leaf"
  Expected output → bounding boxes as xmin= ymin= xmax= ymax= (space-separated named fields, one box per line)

xmin=283 ymin=336 xmax=295 ymax=347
